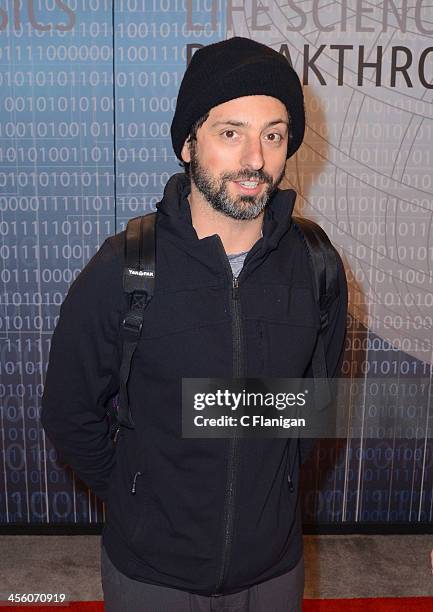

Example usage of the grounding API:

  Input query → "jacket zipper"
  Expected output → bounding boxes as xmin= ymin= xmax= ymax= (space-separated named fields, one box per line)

xmin=287 ymin=442 xmax=294 ymax=493
xmin=287 ymin=437 xmax=300 ymax=493
xmin=213 ymin=237 xmax=245 ymax=595
xmin=131 ymin=470 xmax=142 ymax=494
xmin=287 ymin=472 xmax=294 ymax=493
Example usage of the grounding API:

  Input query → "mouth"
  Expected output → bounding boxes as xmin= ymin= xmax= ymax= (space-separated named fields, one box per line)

xmin=232 ymin=180 xmax=264 ymax=195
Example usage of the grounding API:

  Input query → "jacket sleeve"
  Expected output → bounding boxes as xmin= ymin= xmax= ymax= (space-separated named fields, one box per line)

xmin=40 ymin=236 xmax=125 ymax=502
xmin=299 ymin=248 xmax=348 ymax=465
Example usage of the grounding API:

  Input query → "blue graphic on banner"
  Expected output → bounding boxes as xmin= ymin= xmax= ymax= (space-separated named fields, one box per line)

xmin=0 ymin=0 xmax=227 ymax=524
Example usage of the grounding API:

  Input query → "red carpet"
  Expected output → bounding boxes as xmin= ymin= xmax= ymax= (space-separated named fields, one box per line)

xmin=1 ymin=598 xmax=433 ymax=611
xmin=302 ymin=597 xmax=433 ymax=611
xmin=0 ymin=604 xmax=100 ymax=611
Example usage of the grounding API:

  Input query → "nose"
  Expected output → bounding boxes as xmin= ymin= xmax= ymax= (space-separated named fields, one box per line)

xmin=239 ymin=135 xmax=264 ymax=172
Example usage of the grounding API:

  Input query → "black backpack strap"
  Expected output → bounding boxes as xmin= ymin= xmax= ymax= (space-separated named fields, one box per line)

xmin=292 ymin=216 xmax=340 ymax=407
xmin=118 ymin=212 xmax=157 ymax=429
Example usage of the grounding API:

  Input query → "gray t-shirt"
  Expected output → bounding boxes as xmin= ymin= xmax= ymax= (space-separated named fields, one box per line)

xmin=225 ymin=229 xmax=262 ymax=278
xmin=227 ymin=250 xmax=249 ymax=278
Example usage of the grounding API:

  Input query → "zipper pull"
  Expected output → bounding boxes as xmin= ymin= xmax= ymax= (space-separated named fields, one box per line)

xmin=131 ymin=471 xmax=142 ymax=495
xmin=287 ymin=473 xmax=294 ymax=493
xmin=232 ymin=276 xmax=239 ymax=299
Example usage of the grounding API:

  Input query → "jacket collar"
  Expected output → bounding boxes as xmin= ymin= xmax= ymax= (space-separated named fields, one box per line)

xmin=156 ymin=172 xmax=297 ymax=275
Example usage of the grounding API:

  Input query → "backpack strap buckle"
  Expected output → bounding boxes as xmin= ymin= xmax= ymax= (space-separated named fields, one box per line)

xmin=122 ymin=310 xmax=145 ymax=335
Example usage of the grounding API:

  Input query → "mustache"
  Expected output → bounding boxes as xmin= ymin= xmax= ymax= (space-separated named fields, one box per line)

xmin=222 ymin=171 xmax=273 ymax=184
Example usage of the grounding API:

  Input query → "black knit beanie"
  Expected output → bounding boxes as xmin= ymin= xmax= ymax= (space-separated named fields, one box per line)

xmin=171 ymin=36 xmax=305 ymax=161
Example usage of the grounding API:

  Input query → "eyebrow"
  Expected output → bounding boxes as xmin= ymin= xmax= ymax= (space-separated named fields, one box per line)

xmin=210 ymin=119 xmax=289 ymax=129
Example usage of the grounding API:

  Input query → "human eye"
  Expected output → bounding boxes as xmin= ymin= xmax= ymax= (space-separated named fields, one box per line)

xmin=265 ymin=132 xmax=283 ymax=143
xmin=221 ymin=129 xmax=238 ymax=140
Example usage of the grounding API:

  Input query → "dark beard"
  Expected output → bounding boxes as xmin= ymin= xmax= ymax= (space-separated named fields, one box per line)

xmin=189 ymin=141 xmax=286 ymax=221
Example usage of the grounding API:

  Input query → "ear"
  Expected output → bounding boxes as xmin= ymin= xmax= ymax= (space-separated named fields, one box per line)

xmin=181 ymin=138 xmax=191 ymax=163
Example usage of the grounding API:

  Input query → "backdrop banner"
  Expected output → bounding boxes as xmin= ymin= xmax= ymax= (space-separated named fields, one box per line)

xmin=0 ymin=0 xmax=432 ymax=525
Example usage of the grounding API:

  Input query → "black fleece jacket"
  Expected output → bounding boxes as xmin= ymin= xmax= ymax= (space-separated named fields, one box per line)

xmin=41 ymin=172 xmax=348 ymax=596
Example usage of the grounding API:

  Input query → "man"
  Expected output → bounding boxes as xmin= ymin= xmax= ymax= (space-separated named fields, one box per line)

xmin=41 ymin=37 xmax=348 ymax=611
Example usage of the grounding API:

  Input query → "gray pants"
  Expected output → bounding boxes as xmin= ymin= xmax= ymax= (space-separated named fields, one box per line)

xmin=101 ymin=541 xmax=304 ymax=612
